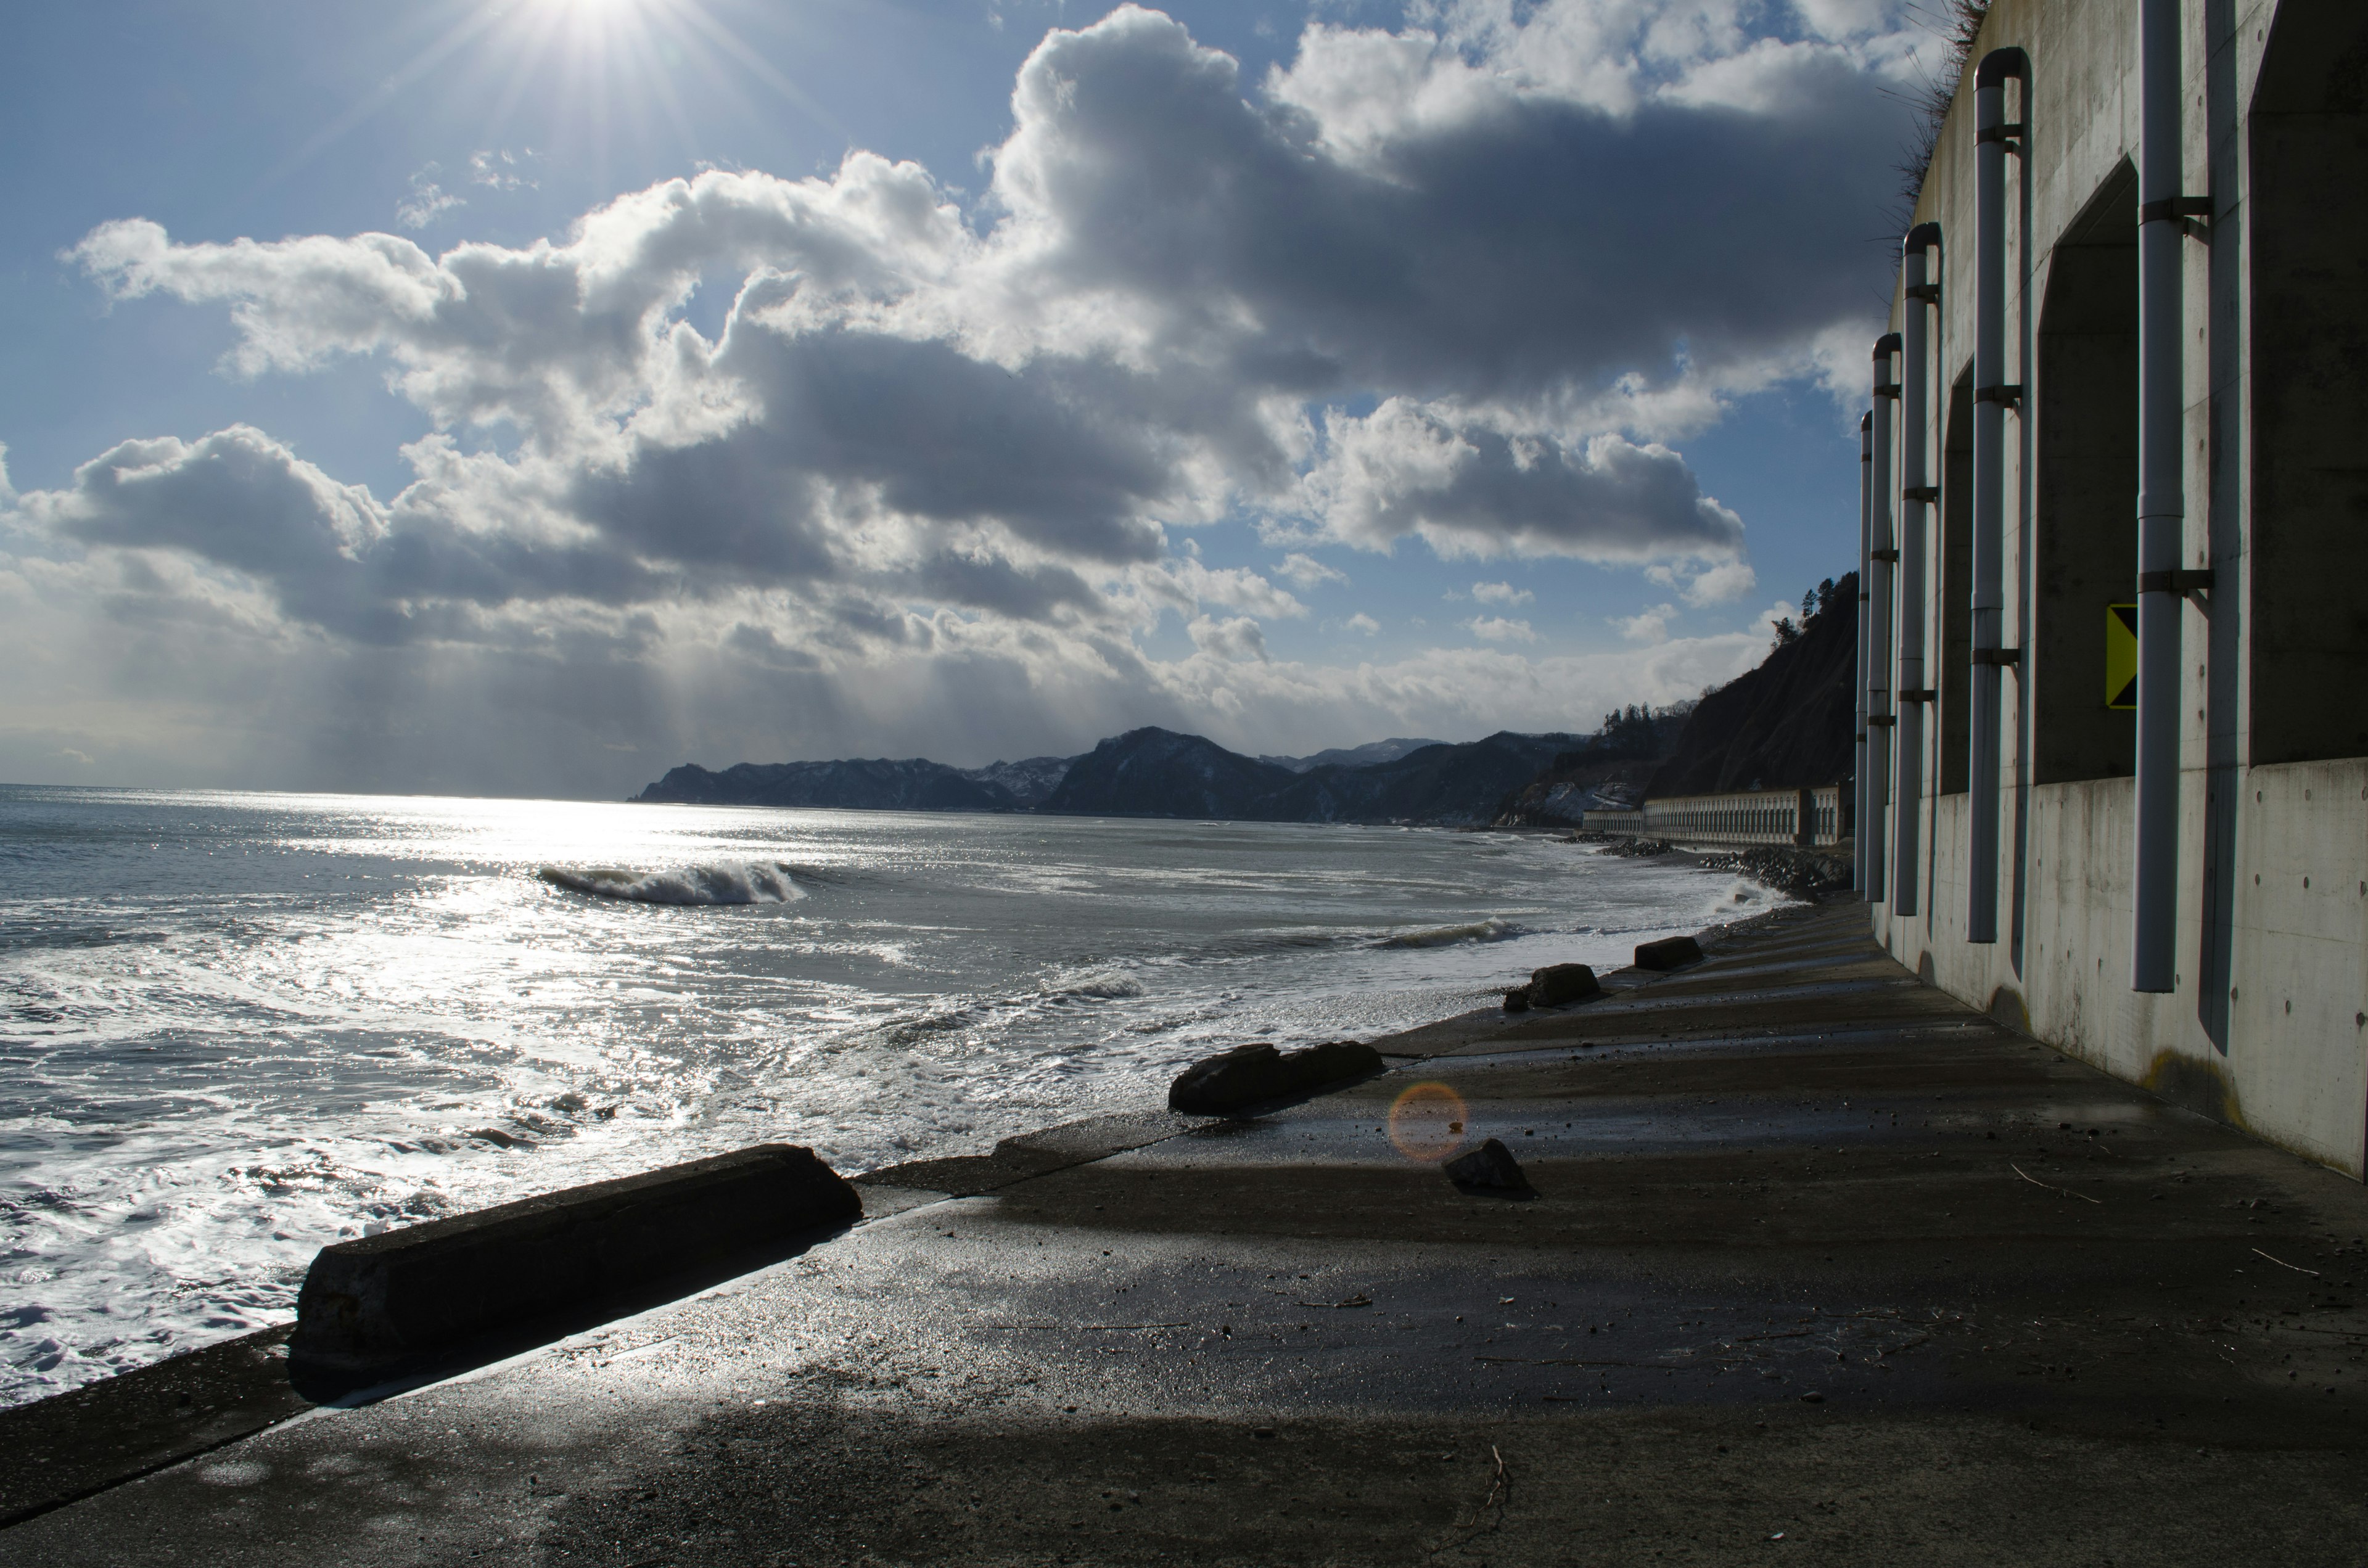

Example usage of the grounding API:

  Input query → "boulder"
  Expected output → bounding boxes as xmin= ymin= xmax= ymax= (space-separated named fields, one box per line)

xmin=1444 ymin=1138 xmax=1529 ymax=1190
xmin=1502 ymin=988 xmax=1531 ymax=1012
xmin=1168 ymin=1039 xmax=1383 ymax=1114
xmin=1526 ymin=963 xmax=1601 ymax=1008
xmin=1634 ymin=934 xmax=1704 ymax=971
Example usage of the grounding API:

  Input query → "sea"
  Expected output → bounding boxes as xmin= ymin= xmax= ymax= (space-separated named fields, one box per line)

xmin=0 ymin=786 xmax=1783 ymax=1406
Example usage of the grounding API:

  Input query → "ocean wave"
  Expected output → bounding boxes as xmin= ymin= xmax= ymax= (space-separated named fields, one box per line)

xmin=1375 ymin=917 xmax=1526 ymax=948
xmin=1048 ymin=976 xmax=1145 ymax=1003
xmin=537 ymin=861 xmax=803 ymax=906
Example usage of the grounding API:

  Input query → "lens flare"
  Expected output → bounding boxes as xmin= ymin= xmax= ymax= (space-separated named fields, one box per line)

xmin=1388 ymin=1082 xmax=1469 ymax=1163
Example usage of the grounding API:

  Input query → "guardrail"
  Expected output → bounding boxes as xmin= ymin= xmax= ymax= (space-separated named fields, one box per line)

xmin=1581 ymin=785 xmax=1849 ymax=848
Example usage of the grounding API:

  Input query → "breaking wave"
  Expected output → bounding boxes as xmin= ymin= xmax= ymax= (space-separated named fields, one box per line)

xmin=1375 ymin=917 xmax=1525 ymax=948
xmin=538 ymin=861 xmax=803 ymax=906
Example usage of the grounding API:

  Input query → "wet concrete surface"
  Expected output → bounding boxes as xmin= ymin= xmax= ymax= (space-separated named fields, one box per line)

xmin=7 ymin=900 xmax=2368 ymax=1565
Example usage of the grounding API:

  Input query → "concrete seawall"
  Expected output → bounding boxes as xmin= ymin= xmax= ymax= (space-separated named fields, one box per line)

xmin=290 ymin=1143 xmax=860 ymax=1392
xmin=7 ymin=899 xmax=2368 ymax=1563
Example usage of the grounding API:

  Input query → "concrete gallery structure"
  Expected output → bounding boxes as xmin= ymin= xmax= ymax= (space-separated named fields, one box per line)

xmin=1857 ymin=0 xmax=2368 ymax=1175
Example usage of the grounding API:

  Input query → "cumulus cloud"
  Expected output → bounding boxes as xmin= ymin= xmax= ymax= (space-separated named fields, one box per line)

xmin=10 ymin=2 xmax=1920 ymax=790
xmin=1340 ymin=611 xmax=1380 ymax=635
xmin=1471 ymin=581 xmax=1532 ymax=606
xmin=1187 ymin=614 xmax=1270 ymax=663
xmin=1645 ymin=554 xmax=1759 ymax=605
xmin=1614 ymin=602 xmax=1679 ymax=643
xmin=1299 ymin=400 xmax=1745 ymax=560
xmin=396 ymin=166 xmax=464 ymax=230
xmin=1275 ymin=551 xmax=1346 ymax=588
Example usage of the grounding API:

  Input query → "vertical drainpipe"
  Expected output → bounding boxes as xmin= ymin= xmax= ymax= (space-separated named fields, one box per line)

xmin=1969 ymin=47 xmax=2028 ymax=945
xmin=1896 ymin=224 xmax=1942 ymax=916
xmin=1868 ymin=334 xmax=1901 ymax=905
xmin=1856 ymin=413 xmax=1873 ymax=893
xmin=2132 ymin=0 xmax=2189 ymax=993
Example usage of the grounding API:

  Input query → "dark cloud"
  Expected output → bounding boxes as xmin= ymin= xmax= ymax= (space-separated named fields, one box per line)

xmin=995 ymin=8 xmax=1897 ymax=403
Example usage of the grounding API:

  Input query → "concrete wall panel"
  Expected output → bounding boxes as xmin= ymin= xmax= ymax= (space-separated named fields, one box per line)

xmin=1868 ymin=0 xmax=2366 ymax=1180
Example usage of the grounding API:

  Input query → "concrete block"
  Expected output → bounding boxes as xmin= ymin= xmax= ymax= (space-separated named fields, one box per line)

xmin=1634 ymin=935 xmax=1704 ymax=971
xmin=1168 ymin=1039 xmax=1383 ymax=1114
xmin=289 ymin=1144 xmax=858 ymax=1381
xmin=1526 ymin=963 xmax=1601 ymax=1006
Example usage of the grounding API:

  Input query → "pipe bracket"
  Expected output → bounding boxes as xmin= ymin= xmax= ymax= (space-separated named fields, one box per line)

xmin=1971 ymin=647 xmax=2023 ymax=667
xmin=2139 ymin=196 xmax=2213 ymax=224
xmin=1975 ymin=383 xmax=2024 ymax=407
xmin=2138 ymin=569 xmax=2216 ymax=596
xmin=1903 ymin=485 xmax=1939 ymax=503
xmin=1975 ymin=121 xmax=2026 ymax=147
xmin=1871 ymin=548 xmax=1900 ymax=563
xmin=1904 ymin=282 xmax=1941 ymax=303
xmin=1867 ymin=715 xmax=1897 ymax=728
xmin=1898 ymin=689 xmax=1937 ymax=703
xmin=1874 ymin=382 xmax=1902 ymax=400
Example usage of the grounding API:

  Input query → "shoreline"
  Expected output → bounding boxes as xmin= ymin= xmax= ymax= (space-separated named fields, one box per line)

xmin=0 ymin=887 xmax=1819 ymax=1526
xmin=10 ymin=895 xmax=2368 ymax=1562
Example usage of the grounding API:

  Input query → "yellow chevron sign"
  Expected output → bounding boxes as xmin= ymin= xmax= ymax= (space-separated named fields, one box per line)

xmin=2107 ymin=604 xmax=2137 ymax=710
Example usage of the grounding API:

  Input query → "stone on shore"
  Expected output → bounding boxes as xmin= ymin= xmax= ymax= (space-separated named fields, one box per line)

xmin=1634 ymin=934 xmax=1704 ymax=971
xmin=1502 ymin=988 xmax=1531 ymax=1012
xmin=1526 ymin=963 xmax=1601 ymax=1007
xmin=1167 ymin=1040 xmax=1383 ymax=1114
xmin=1443 ymin=1137 xmax=1528 ymax=1189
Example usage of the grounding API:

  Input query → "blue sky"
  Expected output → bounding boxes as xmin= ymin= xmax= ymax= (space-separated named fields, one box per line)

xmin=0 ymin=0 xmax=1939 ymax=795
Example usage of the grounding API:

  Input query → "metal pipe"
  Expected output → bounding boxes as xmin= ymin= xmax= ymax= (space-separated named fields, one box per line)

xmin=1856 ymin=411 xmax=1872 ymax=893
xmin=1895 ymin=223 xmax=1942 ymax=916
xmin=1868 ymin=334 xmax=1901 ymax=904
xmin=2132 ymin=0 xmax=2184 ymax=992
xmin=1968 ymin=47 xmax=2026 ymax=945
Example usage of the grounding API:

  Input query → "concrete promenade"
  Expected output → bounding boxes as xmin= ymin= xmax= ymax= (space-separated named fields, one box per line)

xmin=6 ymin=900 xmax=2367 ymax=1565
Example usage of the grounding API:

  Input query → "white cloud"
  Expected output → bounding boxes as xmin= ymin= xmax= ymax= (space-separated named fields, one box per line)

xmin=396 ymin=166 xmax=464 ymax=230
xmin=1683 ymin=557 xmax=1759 ymax=605
xmin=1340 ymin=612 xmax=1380 ymax=635
xmin=1614 ymin=602 xmax=1679 ymax=643
xmin=1468 ymin=615 xmax=1537 ymax=643
xmin=469 ymin=149 xmax=538 ymax=191
xmin=1643 ymin=555 xmax=1759 ymax=604
xmin=1275 ymin=551 xmax=1346 ymax=588
xmin=1471 ymin=580 xmax=1532 ymax=606
xmin=1139 ymin=559 xmax=1307 ymax=620
xmin=1300 ymin=400 xmax=1747 ymax=562
xmin=1186 ymin=614 xmax=1270 ymax=662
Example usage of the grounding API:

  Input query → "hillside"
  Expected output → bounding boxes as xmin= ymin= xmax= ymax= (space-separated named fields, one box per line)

xmin=1040 ymin=728 xmax=1583 ymax=824
xmin=1492 ymin=704 xmax=1692 ymax=826
xmin=639 ymin=728 xmax=1585 ymax=825
xmin=1037 ymin=729 xmax=1293 ymax=819
xmin=634 ymin=758 xmax=1023 ymax=811
xmin=1645 ymin=572 xmax=1858 ymax=797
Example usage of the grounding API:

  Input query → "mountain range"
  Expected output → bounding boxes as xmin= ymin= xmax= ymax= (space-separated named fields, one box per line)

xmin=634 ymin=728 xmax=1581 ymax=825
xmin=633 ymin=580 xmax=1859 ymax=826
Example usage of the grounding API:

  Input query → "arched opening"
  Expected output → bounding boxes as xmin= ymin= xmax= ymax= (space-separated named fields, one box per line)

xmin=2032 ymin=162 xmax=2140 ymax=785
xmin=2248 ymin=7 xmax=2368 ymax=765
xmin=1939 ymin=367 xmax=1974 ymax=795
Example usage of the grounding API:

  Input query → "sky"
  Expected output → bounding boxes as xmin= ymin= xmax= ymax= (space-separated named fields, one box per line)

xmin=0 ymin=0 xmax=1947 ymax=797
